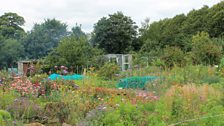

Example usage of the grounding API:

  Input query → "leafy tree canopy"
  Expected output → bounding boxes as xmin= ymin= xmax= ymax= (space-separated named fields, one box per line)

xmin=46 ymin=36 xmax=102 ymax=67
xmin=0 ymin=38 xmax=24 ymax=67
xmin=140 ymin=2 xmax=224 ymax=53
xmin=24 ymin=19 xmax=68 ymax=59
xmin=92 ymin=12 xmax=138 ymax=54
xmin=71 ymin=23 xmax=86 ymax=39
xmin=0 ymin=12 xmax=25 ymax=39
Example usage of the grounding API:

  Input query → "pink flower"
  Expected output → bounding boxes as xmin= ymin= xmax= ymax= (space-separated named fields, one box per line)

xmin=152 ymin=96 xmax=159 ymax=100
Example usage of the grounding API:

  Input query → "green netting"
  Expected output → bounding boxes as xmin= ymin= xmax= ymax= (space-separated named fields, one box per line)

xmin=48 ymin=73 xmax=84 ymax=80
xmin=116 ymin=76 xmax=158 ymax=89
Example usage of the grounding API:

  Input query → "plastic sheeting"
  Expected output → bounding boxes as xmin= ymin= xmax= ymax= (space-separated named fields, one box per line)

xmin=48 ymin=73 xmax=84 ymax=80
xmin=116 ymin=76 xmax=158 ymax=89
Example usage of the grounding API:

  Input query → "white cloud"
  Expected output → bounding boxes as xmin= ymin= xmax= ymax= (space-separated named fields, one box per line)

xmin=0 ymin=0 xmax=221 ymax=33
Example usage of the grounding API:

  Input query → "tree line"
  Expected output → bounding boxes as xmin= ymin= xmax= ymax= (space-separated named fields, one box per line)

xmin=0 ymin=1 xmax=224 ymax=68
xmin=138 ymin=2 xmax=224 ymax=67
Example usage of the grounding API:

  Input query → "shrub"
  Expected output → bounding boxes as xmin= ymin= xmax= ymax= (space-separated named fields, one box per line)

xmin=191 ymin=32 xmax=222 ymax=65
xmin=43 ymin=102 xmax=70 ymax=124
xmin=101 ymin=103 xmax=146 ymax=126
xmin=7 ymin=98 xmax=41 ymax=122
xmin=0 ymin=90 xmax=17 ymax=110
xmin=97 ymin=63 xmax=120 ymax=80
xmin=0 ymin=70 xmax=13 ymax=87
xmin=161 ymin=46 xmax=185 ymax=67
xmin=151 ymin=59 xmax=165 ymax=68
xmin=0 ymin=110 xmax=12 ymax=125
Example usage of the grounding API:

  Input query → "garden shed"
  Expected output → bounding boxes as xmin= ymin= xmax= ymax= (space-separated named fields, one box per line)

xmin=105 ymin=54 xmax=132 ymax=71
xmin=18 ymin=60 xmax=37 ymax=76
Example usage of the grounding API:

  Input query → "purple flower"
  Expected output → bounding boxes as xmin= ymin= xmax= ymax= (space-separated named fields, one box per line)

xmin=63 ymin=70 xmax=68 ymax=74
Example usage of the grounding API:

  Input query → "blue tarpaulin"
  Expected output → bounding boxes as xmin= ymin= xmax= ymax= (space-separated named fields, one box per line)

xmin=48 ymin=73 xmax=84 ymax=80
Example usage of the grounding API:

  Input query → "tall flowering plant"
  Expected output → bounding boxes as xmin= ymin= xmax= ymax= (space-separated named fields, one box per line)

xmin=9 ymin=77 xmax=58 ymax=97
xmin=10 ymin=77 xmax=40 ymax=96
xmin=41 ymin=79 xmax=58 ymax=96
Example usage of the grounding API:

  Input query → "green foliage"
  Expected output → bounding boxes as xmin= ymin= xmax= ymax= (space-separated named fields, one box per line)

xmin=43 ymin=102 xmax=70 ymax=123
xmin=218 ymin=57 xmax=224 ymax=76
xmin=0 ymin=69 xmax=12 ymax=79
xmin=140 ymin=2 xmax=224 ymax=49
xmin=7 ymin=98 xmax=41 ymax=121
xmin=0 ymin=110 xmax=11 ymax=120
xmin=0 ymin=38 xmax=24 ymax=66
xmin=97 ymin=63 xmax=120 ymax=80
xmin=2 ymin=2 xmax=224 ymax=126
xmin=165 ymin=65 xmax=218 ymax=84
xmin=0 ymin=110 xmax=12 ymax=125
xmin=208 ymin=2 xmax=224 ymax=37
xmin=101 ymin=103 xmax=145 ymax=126
xmin=24 ymin=19 xmax=68 ymax=59
xmin=201 ymin=76 xmax=220 ymax=84
xmin=183 ymin=6 xmax=209 ymax=36
xmin=151 ymin=59 xmax=165 ymax=68
xmin=153 ymin=84 xmax=224 ymax=126
xmin=0 ymin=12 xmax=25 ymax=67
xmin=139 ymin=15 xmax=191 ymax=52
xmin=161 ymin=46 xmax=185 ymax=67
xmin=0 ymin=12 xmax=25 ymax=39
xmin=71 ymin=24 xmax=87 ymax=39
xmin=90 ymin=55 xmax=108 ymax=69
xmin=1 ymin=65 xmax=224 ymax=125
xmin=0 ymin=91 xmax=17 ymax=110
xmin=30 ymin=74 xmax=48 ymax=83
xmin=139 ymin=2 xmax=224 ymax=66
xmin=132 ymin=52 xmax=150 ymax=67
xmin=92 ymin=11 xmax=138 ymax=53
xmin=191 ymin=32 xmax=222 ymax=65
xmin=46 ymin=36 xmax=102 ymax=67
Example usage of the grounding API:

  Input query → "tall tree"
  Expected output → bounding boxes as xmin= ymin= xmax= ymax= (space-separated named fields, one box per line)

xmin=92 ymin=12 xmax=138 ymax=54
xmin=71 ymin=23 xmax=86 ymax=39
xmin=24 ymin=19 xmax=68 ymax=59
xmin=208 ymin=1 xmax=224 ymax=37
xmin=0 ymin=12 xmax=25 ymax=67
xmin=0 ymin=12 xmax=25 ymax=39
xmin=0 ymin=38 xmax=24 ymax=67
xmin=139 ymin=1 xmax=224 ymax=57
xmin=182 ymin=6 xmax=209 ymax=36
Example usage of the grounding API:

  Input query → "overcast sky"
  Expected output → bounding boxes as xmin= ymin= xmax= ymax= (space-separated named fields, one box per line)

xmin=0 ymin=0 xmax=221 ymax=33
